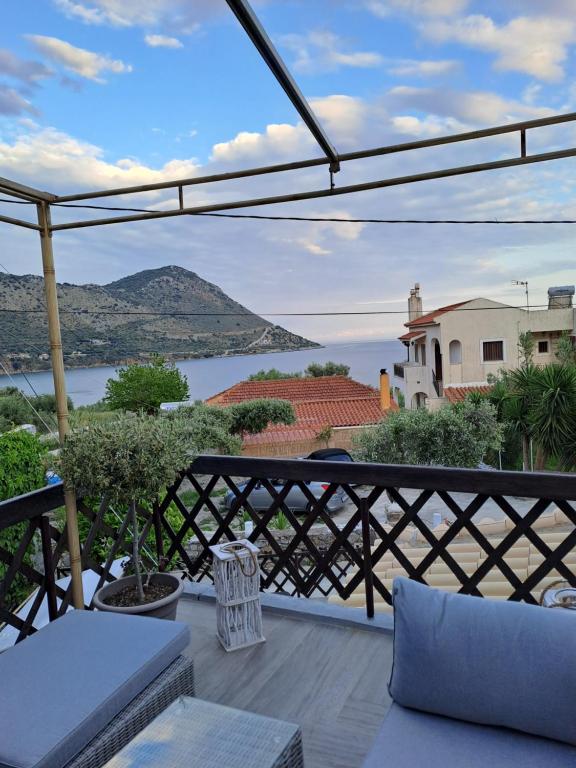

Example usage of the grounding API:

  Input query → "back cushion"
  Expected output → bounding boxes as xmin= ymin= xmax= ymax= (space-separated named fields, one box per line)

xmin=389 ymin=577 xmax=576 ymax=746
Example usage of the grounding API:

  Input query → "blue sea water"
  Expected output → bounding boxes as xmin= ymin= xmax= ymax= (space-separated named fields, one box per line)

xmin=2 ymin=340 xmax=404 ymax=407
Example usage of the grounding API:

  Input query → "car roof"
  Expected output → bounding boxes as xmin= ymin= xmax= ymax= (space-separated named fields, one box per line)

xmin=307 ymin=448 xmax=351 ymax=459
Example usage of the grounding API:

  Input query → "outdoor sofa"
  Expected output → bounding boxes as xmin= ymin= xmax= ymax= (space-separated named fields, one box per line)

xmin=363 ymin=577 xmax=576 ymax=766
xmin=0 ymin=610 xmax=194 ymax=768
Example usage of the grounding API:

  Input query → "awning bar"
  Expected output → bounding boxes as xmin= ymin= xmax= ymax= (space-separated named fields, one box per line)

xmin=54 ymin=110 xmax=576 ymax=204
xmin=0 ymin=212 xmax=41 ymax=231
xmin=0 ymin=176 xmax=56 ymax=202
xmin=224 ymin=0 xmax=340 ymax=173
xmin=50 ymin=145 xmax=576 ymax=231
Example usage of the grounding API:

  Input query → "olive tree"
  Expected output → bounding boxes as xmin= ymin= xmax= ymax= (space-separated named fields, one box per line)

xmin=60 ymin=415 xmax=190 ymax=602
xmin=354 ymin=399 xmax=502 ymax=468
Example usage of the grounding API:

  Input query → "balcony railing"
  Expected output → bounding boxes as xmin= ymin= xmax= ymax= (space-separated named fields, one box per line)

xmin=1 ymin=456 xmax=576 ymax=643
xmin=393 ymin=363 xmax=405 ymax=379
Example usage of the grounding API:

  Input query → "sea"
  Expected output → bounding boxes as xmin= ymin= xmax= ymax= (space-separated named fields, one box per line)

xmin=2 ymin=340 xmax=404 ymax=407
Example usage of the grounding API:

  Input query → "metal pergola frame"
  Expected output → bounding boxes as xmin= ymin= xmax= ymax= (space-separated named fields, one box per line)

xmin=1 ymin=0 xmax=576 ymax=609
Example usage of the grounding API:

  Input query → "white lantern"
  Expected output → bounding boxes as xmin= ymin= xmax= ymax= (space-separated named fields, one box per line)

xmin=209 ymin=539 xmax=265 ymax=652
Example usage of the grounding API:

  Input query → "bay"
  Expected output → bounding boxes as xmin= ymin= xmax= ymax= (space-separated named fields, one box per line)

xmin=2 ymin=340 xmax=404 ymax=407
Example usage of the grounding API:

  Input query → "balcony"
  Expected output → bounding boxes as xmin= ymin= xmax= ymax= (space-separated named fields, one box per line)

xmin=1 ymin=456 xmax=576 ymax=766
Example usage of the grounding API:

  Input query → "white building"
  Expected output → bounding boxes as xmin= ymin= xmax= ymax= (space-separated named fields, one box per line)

xmin=393 ymin=284 xmax=575 ymax=410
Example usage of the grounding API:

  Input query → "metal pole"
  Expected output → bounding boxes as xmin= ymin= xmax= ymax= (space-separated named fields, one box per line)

xmin=36 ymin=202 xmax=84 ymax=610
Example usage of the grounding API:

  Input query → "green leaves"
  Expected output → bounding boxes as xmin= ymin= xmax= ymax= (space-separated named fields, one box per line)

xmin=226 ymin=399 xmax=295 ymax=436
xmin=354 ymin=399 xmax=502 ymax=468
xmin=59 ymin=414 xmax=191 ymax=505
xmin=105 ymin=355 xmax=189 ymax=414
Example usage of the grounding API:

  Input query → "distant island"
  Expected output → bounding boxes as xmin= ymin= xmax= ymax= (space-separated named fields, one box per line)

xmin=0 ymin=265 xmax=320 ymax=373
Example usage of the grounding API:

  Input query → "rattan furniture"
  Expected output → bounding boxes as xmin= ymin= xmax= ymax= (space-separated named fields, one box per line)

xmin=103 ymin=696 xmax=304 ymax=768
xmin=66 ymin=655 xmax=195 ymax=768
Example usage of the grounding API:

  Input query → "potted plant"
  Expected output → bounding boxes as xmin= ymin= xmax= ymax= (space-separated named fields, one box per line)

xmin=60 ymin=414 xmax=191 ymax=619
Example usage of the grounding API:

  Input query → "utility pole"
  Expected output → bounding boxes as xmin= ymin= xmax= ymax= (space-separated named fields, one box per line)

xmin=512 ymin=280 xmax=529 ymax=311
xmin=36 ymin=202 xmax=84 ymax=610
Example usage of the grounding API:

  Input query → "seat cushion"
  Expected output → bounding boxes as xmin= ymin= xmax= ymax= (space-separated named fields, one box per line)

xmin=363 ymin=704 xmax=576 ymax=768
xmin=0 ymin=610 xmax=189 ymax=768
xmin=389 ymin=577 xmax=576 ymax=745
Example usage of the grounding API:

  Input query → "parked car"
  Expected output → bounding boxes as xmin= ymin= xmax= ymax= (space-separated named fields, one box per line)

xmin=305 ymin=448 xmax=354 ymax=463
xmin=223 ymin=478 xmax=347 ymax=515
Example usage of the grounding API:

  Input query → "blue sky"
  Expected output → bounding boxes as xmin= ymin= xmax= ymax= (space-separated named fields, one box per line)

xmin=1 ymin=0 xmax=575 ymax=342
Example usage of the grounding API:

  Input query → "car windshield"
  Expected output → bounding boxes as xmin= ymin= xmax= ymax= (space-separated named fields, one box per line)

xmin=328 ymin=454 xmax=352 ymax=462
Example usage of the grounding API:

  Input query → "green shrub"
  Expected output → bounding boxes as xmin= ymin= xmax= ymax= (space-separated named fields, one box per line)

xmin=0 ymin=431 xmax=47 ymax=610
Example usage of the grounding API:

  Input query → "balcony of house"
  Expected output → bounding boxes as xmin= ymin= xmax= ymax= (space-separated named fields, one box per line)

xmin=1 ymin=456 xmax=576 ymax=767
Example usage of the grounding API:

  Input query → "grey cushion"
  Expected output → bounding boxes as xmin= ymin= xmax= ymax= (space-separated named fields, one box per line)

xmin=363 ymin=703 xmax=576 ymax=768
xmin=0 ymin=610 xmax=189 ymax=768
xmin=389 ymin=577 xmax=576 ymax=746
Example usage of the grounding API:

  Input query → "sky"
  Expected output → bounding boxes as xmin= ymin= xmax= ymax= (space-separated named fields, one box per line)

xmin=0 ymin=0 xmax=575 ymax=343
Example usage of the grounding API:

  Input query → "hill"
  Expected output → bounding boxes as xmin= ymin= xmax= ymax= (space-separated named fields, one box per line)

xmin=0 ymin=265 xmax=319 ymax=372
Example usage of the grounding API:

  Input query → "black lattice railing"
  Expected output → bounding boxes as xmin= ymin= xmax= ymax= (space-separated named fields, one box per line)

xmin=155 ymin=456 xmax=576 ymax=615
xmin=0 ymin=485 xmax=154 ymax=643
xmin=2 ymin=457 xmax=576 ymax=642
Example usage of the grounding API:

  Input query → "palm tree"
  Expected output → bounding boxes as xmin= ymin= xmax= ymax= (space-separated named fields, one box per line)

xmin=528 ymin=364 xmax=576 ymax=469
xmin=497 ymin=366 xmax=539 ymax=471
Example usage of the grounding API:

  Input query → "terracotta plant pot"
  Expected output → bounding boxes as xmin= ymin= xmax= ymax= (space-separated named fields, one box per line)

xmin=93 ymin=572 xmax=184 ymax=620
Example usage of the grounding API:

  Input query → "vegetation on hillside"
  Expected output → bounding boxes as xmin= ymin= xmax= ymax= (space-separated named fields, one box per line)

xmin=0 ymin=266 xmax=318 ymax=373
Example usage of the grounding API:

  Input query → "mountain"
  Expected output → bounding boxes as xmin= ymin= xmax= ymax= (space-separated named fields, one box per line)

xmin=0 ymin=266 xmax=319 ymax=373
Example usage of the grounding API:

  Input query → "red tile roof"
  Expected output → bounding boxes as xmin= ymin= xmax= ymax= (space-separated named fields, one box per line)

xmin=405 ymin=301 xmax=470 ymax=328
xmin=207 ymin=375 xmax=397 ymax=446
xmin=206 ymin=375 xmax=379 ymax=405
xmin=444 ymin=385 xmax=493 ymax=403
xmin=398 ymin=330 xmax=426 ymax=342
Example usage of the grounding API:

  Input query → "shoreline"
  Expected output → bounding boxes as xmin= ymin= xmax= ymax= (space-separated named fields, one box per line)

xmin=0 ymin=343 xmax=324 ymax=377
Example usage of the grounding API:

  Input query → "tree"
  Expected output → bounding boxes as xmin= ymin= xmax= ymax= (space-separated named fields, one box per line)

xmin=227 ymin=399 xmax=295 ymax=437
xmin=60 ymin=415 xmax=190 ymax=603
xmin=105 ymin=356 xmax=189 ymax=414
xmin=248 ymin=368 xmax=301 ymax=381
xmin=527 ymin=364 xmax=576 ymax=469
xmin=517 ymin=331 xmax=535 ymax=367
xmin=316 ymin=424 xmax=333 ymax=447
xmin=354 ymin=400 xmax=502 ymax=468
xmin=556 ymin=331 xmax=576 ymax=366
xmin=166 ymin=403 xmax=242 ymax=455
xmin=305 ymin=361 xmax=350 ymax=378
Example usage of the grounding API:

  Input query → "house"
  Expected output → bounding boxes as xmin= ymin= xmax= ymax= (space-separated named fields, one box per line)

xmin=393 ymin=283 xmax=575 ymax=410
xmin=206 ymin=371 xmax=396 ymax=457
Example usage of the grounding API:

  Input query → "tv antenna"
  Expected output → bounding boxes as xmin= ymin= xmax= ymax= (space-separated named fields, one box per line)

xmin=512 ymin=280 xmax=529 ymax=311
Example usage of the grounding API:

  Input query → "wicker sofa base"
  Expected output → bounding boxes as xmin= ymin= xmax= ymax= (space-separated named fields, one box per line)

xmin=65 ymin=655 xmax=195 ymax=768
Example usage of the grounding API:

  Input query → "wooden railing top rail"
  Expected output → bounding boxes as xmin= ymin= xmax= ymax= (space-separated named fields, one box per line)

xmin=0 ymin=482 xmax=65 ymax=530
xmin=190 ymin=455 xmax=576 ymax=500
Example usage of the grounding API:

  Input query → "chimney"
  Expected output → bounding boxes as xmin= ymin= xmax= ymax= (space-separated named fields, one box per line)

xmin=548 ymin=286 xmax=574 ymax=309
xmin=380 ymin=369 xmax=391 ymax=411
xmin=408 ymin=283 xmax=423 ymax=322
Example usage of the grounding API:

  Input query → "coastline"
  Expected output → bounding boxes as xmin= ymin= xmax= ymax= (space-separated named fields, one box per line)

xmin=0 ymin=342 xmax=324 ymax=377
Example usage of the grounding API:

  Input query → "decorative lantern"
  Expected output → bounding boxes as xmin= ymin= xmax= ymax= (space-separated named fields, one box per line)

xmin=209 ymin=539 xmax=265 ymax=652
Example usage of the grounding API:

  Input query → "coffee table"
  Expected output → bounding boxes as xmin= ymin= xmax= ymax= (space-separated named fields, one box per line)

xmin=103 ymin=695 xmax=304 ymax=768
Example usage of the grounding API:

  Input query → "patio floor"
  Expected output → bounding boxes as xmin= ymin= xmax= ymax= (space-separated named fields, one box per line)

xmin=177 ymin=596 xmax=393 ymax=768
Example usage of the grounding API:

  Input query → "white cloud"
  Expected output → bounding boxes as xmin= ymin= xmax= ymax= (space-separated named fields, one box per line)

xmin=391 ymin=114 xmax=464 ymax=137
xmin=425 ymin=14 xmax=576 ymax=82
xmin=365 ymin=0 xmax=469 ymax=18
xmin=26 ymin=35 xmax=132 ymax=82
xmin=0 ymin=126 xmax=199 ymax=190
xmin=280 ymin=31 xmax=383 ymax=74
xmin=387 ymin=86 xmax=552 ymax=125
xmin=388 ymin=59 xmax=457 ymax=77
xmin=144 ymin=34 xmax=183 ymax=48
xmin=53 ymin=0 xmax=218 ymax=33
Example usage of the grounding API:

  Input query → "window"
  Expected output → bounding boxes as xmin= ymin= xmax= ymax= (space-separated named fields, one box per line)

xmin=482 ymin=340 xmax=504 ymax=362
xmin=538 ymin=340 xmax=549 ymax=354
xmin=449 ymin=339 xmax=462 ymax=364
